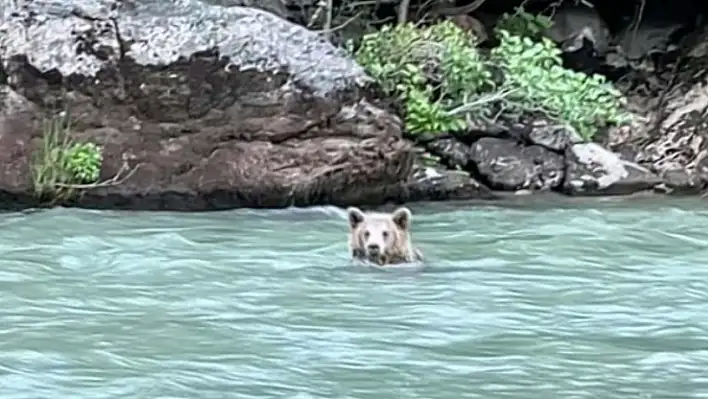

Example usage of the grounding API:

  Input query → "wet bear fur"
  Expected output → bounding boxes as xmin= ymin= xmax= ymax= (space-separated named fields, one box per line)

xmin=346 ymin=206 xmax=423 ymax=266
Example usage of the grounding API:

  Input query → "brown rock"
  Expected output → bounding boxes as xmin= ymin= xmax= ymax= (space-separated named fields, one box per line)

xmin=0 ymin=0 xmax=508 ymax=211
xmin=0 ymin=1 xmax=427 ymax=211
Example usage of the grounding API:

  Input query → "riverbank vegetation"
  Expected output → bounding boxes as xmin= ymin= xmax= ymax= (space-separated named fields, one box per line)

xmin=31 ymin=112 xmax=103 ymax=204
xmin=346 ymin=8 xmax=631 ymax=142
xmin=30 ymin=110 xmax=143 ymax=206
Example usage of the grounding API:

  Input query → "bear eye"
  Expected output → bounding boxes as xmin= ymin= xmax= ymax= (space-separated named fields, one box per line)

xmin=382 ymin=231 xmax=389 ymax=239
xmin=364 ymin=230 xmax=370 ymax=238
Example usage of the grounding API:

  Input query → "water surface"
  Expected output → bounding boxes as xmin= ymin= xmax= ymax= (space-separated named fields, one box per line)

xmin=1 ymin=198 xmax=708 ymax=398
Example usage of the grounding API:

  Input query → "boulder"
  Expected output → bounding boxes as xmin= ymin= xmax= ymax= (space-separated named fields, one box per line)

xmin=424 ymin=136 xmax=472 ymax=170
xmin=403 ymin=164 xmax=496 ymax=202
xmin=525 ymin=118 xmax=584 ymax=152
xmin=0 ymin=0 xmax=483 ymax=211
xmin=469 ymin=137 xmax=565 ymax=192
xmin=562 ymin=142 xmax=662 ymax=195
xmin=0 ymin=86 xmax=41 ymax=210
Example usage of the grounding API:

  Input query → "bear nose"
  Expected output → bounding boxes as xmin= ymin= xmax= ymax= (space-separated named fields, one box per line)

xmin=367 ymin=243 xmax=380 ymax=253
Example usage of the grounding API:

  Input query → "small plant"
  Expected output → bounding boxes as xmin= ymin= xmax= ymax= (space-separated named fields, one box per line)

xmin=65 ymin=142 xmax=102 ymax=183
xmin=405 ymin=87 xmax=467 ymax=134
xmin=31 ymin=112 xmax=103 ymax=203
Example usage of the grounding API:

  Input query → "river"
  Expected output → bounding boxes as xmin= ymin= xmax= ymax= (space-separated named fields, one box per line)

xmin=1 ymin=198 xmax=708 ymax=398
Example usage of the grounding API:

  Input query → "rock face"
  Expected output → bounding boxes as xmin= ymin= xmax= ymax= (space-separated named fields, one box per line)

xmin=563 ymin=143 xmax=661 ymax=195
xmin=470 ymin=137 xmax=565 ymax=192
xmin=605 ymin=24 xmax=708 ymax=195
xmin=0 ymin=0 xmax=486 ymax=211
xmin=636 ymin=75 xmax=708 ymax=194
xmin=404 ymin=163 xmax=496 ymax=202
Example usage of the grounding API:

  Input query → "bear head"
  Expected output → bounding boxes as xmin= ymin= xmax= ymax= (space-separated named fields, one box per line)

xmin=346 ymin=206 xmax=413 ymax=265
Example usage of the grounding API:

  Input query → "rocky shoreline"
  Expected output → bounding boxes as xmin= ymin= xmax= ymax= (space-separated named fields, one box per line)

xmin=0 ymin=0 xmax=706 ymax=211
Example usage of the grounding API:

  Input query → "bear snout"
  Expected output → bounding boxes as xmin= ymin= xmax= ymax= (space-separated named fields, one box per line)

xmin=366 ymin=243 xmax=381 ymax=254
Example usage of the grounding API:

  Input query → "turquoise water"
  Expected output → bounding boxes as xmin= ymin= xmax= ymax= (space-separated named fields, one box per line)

xmin=1 ymin=198 xmax=708 ymax=398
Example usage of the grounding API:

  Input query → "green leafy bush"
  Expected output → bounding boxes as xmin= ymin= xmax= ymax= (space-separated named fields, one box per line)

xmin=32 ymin=113 xmax=103 ymax=203
xmin=348 ymin=15 xmax=630 ymax=141
xmin=348 ymin=21 xmax=491 ymax=135
xmin=425 ymin=22 xmax=493 ymax=100
xmin=65 ymin=142 xmax=102 ymax=183
xmin=348 ymin=23 xmax=425 ymax=96
xmin=405 ymin=86 xmax=467 ymax=133
xmin=490 ymin=30 xmax=630 ymax=138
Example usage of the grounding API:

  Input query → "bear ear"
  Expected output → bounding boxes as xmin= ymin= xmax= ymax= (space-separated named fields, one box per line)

xmin=391 ymin=207 xmax=412 ymax=230
xmin=346 ymin=207 xmax=365 ymax=229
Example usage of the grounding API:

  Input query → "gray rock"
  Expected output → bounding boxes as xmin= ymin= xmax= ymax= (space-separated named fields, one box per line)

xmin=656 ymin=155 xmax=708 ymax=195
xmin=527 ymin=120 xmax=584 ymax=152
xmin=200 ymin=0 xmax=288 ymax=18
xmin=544 ymin=5 xmax=611 ymax=56
xmin=654 ymin=168 xmax=702 ymax=195
xmin=0 ymin=86 xmax=41 ymax=199
xmin=425 ymin=137 xmax=471 ymax=170
xmin=637 ymin=59 xmax=708 ymax=193
xmin=0 ymin=0 xmax=438 ymax=211
xmin=466 ymin=116 xmax=508 ymax=141
xmin=404 ymin=165 xmax=496 ymax=201
xmin=469 ymin=137 xmax=565 ymax=191
xmin=0 ymin=0 xmax=371 ymax=98
xmin=563 ymin=142 xmax=662 ymax=195
xmin=614 ymin=23 xmax=683 ymax=61
xmin=617 ymin=23 xmax=708 ymax=198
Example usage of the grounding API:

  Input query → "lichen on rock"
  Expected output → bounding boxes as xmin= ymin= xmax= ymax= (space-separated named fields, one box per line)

xmin=0 ymin=0 xmax=484 ymax=211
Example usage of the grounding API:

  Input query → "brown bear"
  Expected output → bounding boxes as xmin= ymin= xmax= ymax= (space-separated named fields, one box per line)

xmin=346 ymin=206 xmax=424 ymax=266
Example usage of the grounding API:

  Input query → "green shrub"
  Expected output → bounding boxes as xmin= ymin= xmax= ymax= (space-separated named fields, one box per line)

xmin=426 ymin=21 xmax=493 ymax=100
xmin=348 ymin=15 xmax=631 ymax=141
xmin=348 ymin=21 xmax=491 ymax=135
xmin=64 ymin=142 xmax=102 ymax=183
xmin=31 ymin=113 xmax=103 ymax=203
xmin=405 ymin=86 xmax=467 ymax=133
xmin=494 ymin=7 xmax=553 ymax=40
xmin=490 ymin=30 xmax=630 ymax=138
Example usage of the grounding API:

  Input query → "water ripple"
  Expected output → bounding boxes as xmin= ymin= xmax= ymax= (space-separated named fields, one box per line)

xmin=1 ymin=201 xmax=708 ymax=398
